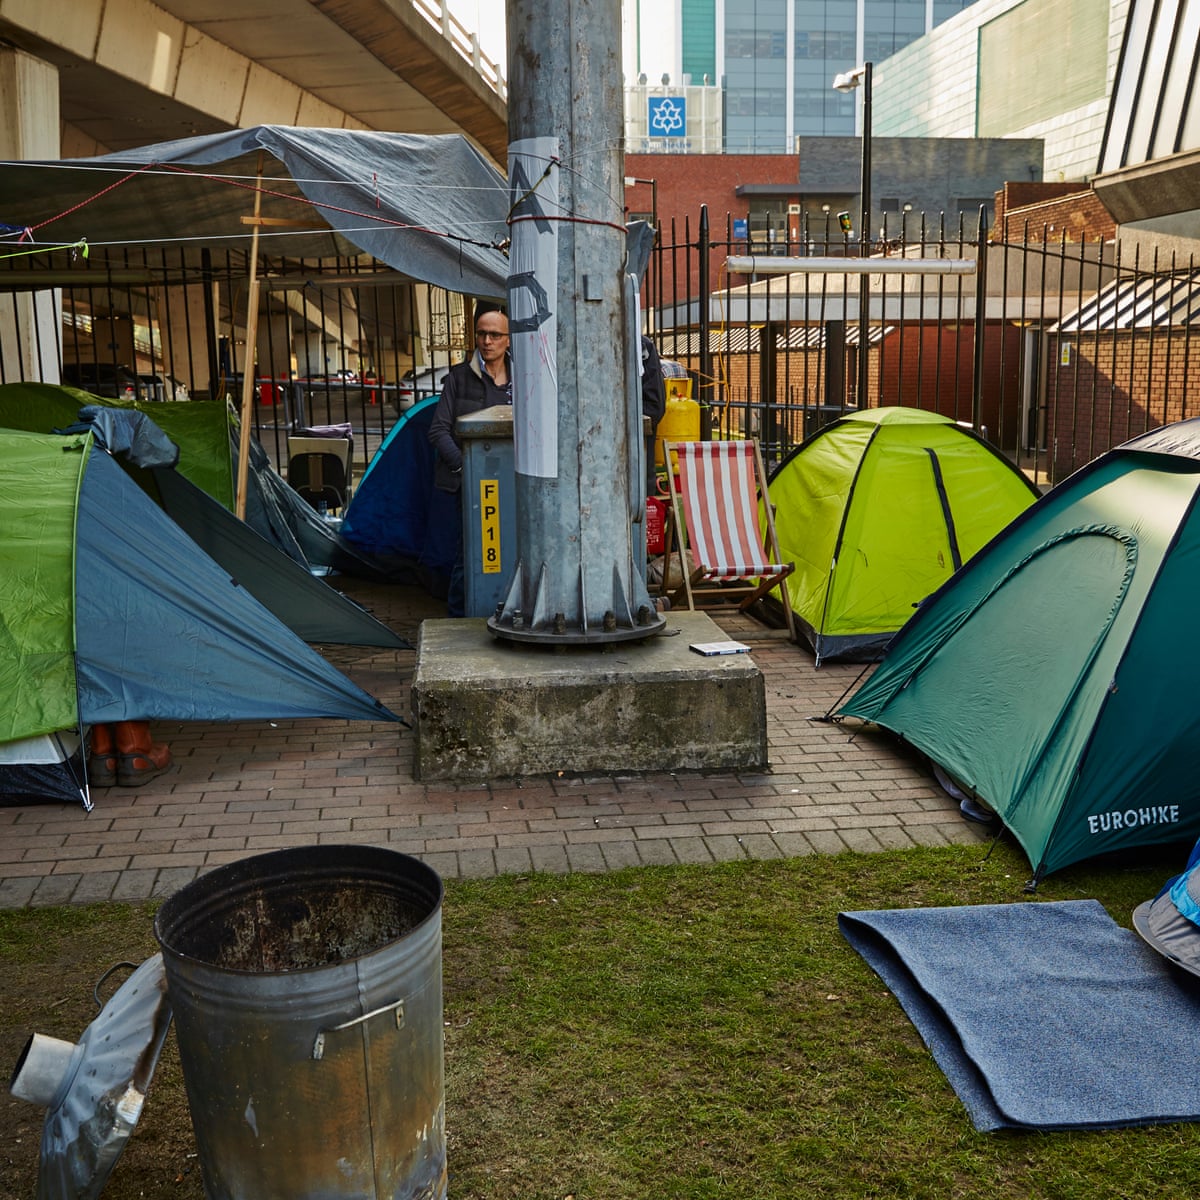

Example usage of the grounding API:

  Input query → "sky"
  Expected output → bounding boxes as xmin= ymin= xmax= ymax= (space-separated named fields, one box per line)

xmin=444 ymin=1 xmax=677 ymax=85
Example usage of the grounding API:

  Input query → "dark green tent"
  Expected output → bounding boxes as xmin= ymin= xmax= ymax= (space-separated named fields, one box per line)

xmin=840 ymin=418 xmax=1200 ymax=881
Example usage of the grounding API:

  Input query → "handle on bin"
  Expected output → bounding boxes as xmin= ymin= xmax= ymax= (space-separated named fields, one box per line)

xmin=312 ymin=998 xmax=405 ymax=1060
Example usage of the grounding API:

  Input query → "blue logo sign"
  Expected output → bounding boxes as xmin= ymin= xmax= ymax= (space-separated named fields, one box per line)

xmin=648 ymin=96 xmax=686 ymax=138
xmin=733 ymin=218 xmax=748 ymax=241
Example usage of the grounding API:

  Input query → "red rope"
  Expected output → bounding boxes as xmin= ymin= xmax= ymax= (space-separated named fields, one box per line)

xmin=508 ymin=213 xmax=627 ymax=234
xmin=26 ymin=160 xmax=507 ymax=252
xmin=25 ymin=162 xmax=160 ymax=233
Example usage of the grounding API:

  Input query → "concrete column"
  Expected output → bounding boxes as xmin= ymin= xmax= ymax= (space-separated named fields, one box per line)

xmin=493 ymin=0 xmax=663 ymax=645
xmin=0 ymin=47 xmax=62 ymax=384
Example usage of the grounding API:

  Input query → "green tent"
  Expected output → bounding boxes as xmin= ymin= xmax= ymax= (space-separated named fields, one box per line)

xmin=768 ymin=407 xmax=1040 ymax=662
xmin=0 ymin=385 xmax=406 ymax=649
xmin=840 ymin=419 xmax=1200 ymax=882
xmin=0 ymin=381 xmax=235 ymax=508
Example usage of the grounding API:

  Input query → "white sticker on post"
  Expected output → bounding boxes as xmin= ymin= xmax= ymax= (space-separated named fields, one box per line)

xmin=508 ymin=136 xmax=560 ymax=480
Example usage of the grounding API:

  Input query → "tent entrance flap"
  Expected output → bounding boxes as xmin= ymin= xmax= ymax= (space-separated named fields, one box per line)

xmin=873 ymin=530 xmax=1136 ymax=863
xmin=925 ymin=448 xmax=963 ymax=570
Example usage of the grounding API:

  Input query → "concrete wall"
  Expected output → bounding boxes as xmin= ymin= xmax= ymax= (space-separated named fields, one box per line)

xmin=800 ymin=136 xmax=1045 ymax=229
xmin=2 ymin=0 xmax=357 ymax=153
xmin=0 ymin=45 xmax=61 ymax=382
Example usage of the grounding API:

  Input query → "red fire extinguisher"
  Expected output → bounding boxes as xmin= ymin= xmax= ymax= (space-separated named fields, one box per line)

xmin=645 ymin=495 xmax=666 ymax=556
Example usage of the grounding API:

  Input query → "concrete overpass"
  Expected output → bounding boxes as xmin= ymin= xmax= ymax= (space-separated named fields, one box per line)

xmin=0 ymin=0 xmax=508 ymax=163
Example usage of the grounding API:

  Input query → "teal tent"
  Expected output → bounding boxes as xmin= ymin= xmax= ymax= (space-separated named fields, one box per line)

xmin=840 ymin=419 xmax=1200 ymax=881
xmin=1 ymin=430 xmax=398 ymax=806
xmin=339 ymin=397 xmax=458 ymax=594
xmin=768 ymin=407 xmax=1040 ymax=662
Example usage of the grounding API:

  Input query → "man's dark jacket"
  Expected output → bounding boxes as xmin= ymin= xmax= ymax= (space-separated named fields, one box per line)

xmin=428 ymin=352 xmax=513 ymax=493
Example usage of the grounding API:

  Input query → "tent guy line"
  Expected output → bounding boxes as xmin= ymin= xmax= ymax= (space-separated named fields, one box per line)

xmin=0 ymin=238 xmax=88 ymax=261
xmin=1 ymin=223 xmax=509 ymax=252
xmin=0 ymin=159 xmax=513 ymax=195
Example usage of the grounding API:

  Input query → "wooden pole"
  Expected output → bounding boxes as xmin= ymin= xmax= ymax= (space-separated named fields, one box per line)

xmin=235 ymin=153 xmax=265 ymax=520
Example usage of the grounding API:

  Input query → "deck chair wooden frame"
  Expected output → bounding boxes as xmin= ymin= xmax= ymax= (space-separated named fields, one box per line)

xmin=661 ymin=438 xmax=797 ymax=640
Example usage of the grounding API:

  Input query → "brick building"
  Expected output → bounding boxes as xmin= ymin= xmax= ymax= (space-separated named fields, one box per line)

xmin=995 ymin=182 xmax=1118 ymax=243
xmin=628 ymin=137 xmax=1045 ymax=311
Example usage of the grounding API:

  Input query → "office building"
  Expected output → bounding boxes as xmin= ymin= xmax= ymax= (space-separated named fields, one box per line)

xmin=872 ymin=0 xmax=1124 ymax=183
xmin=626 ymin=0 xmax=979 ymax=151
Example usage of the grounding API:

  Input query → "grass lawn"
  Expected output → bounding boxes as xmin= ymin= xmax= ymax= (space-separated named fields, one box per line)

xmin=3 ymin=840 xmax=1198 ymax=1198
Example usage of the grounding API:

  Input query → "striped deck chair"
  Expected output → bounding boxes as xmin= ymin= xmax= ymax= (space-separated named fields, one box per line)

xmin=662 ymin=439 xmax=796 ymax=640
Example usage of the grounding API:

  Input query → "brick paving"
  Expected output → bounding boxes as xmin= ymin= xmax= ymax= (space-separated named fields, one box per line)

xmin=0 ymin=579 xmax=987 ymax=909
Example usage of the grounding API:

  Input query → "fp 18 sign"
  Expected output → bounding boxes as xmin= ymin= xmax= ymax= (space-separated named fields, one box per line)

xmin=479 ymin=478 xmax=502 ymax=574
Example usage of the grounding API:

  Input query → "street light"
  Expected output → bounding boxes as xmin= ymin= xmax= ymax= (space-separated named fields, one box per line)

xmin=623 ymin=176 xmax=658 ymax=241
xmin=624 ymin=176 xmax=659 ymax=333
xmin=832 ymin=61 xmax=872 ymax=407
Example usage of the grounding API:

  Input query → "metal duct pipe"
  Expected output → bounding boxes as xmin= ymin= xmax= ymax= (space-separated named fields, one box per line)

xmin=725 ymin=256 xmax=977 ymax=276
xmin=8 ymin=1033 xmax=77 ymax=1107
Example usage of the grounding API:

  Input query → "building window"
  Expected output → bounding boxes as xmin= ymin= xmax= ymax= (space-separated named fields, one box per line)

xmin=728 ymin=31 xmax=787 ymax=58
xmin=795 ymin=30 xmax=857 ymax=59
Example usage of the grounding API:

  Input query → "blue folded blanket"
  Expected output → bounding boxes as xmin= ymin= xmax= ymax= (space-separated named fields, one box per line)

xmin=839 ymin=899 xmax=1200 ymax=1131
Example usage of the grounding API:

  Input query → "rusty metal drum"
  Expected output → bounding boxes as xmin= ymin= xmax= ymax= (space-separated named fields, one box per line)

xmin=154 ymin=845 xmax=444 ymax=1200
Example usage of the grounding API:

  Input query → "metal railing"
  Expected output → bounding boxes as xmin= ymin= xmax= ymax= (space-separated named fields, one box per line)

xmin=642 ymin=206 xmax=1200 ymax=486
xmin=3 ymin=207 xmax=1197 ymax=495
xmin=0 ymin=244 xmax=467 ymax=480
xmin=411 ymin=0 xmax=506 ymax=101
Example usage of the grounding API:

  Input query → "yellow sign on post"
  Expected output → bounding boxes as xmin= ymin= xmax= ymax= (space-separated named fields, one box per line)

xmin=479 ymin=478 xmax=502 ymax=574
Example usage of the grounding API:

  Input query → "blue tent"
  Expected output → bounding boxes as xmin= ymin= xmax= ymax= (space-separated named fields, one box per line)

xmin=339 ymin=398 xmax=458 ymax=596
xmin=3 ymin=431 xmax=397 ymax=765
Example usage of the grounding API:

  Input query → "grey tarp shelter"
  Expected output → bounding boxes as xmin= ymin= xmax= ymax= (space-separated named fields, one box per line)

xmin=0 ymin=125 xmax=511 ymax=297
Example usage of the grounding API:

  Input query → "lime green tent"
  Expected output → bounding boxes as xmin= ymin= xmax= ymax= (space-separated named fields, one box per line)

xmin=768 ymin=407 xmax=1040 ymax=662
xmin=840 ymin=419 xmax=1200 ymax=882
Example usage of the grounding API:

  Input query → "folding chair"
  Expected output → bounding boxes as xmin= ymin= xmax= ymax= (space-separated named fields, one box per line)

xmin=286 ymin=436 xmax=352 ymax=513
xmin=662 ymin=439 xmax=797 ymax=640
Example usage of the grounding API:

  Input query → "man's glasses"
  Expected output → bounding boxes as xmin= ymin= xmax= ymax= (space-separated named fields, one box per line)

xmin=476 ymin=330 xmax=508 ymax=341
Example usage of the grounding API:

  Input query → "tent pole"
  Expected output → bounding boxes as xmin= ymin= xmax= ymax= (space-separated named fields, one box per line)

xmin=235 ymin=153 xmax=266 ymax=521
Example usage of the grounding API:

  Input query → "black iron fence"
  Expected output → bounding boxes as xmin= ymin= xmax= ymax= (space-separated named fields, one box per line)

xmin=0 ymin=244 xmax=466 ymax=478
xmin=643 ymin=207 xmax=1200 ymax=486
xmin=2 ymin=213 xmax=1197 ymax=491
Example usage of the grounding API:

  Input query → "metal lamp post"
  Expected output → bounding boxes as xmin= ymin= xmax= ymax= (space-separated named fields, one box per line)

xmin=624 ymin=175 xmax=658 ymax=333
xmin=492 ymin=0 xmax=665 ymax=646
xmin=623 ymin=176 xmax=658 ymax=238
xmin=832 ymin=61 xmax=873 ymax=408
